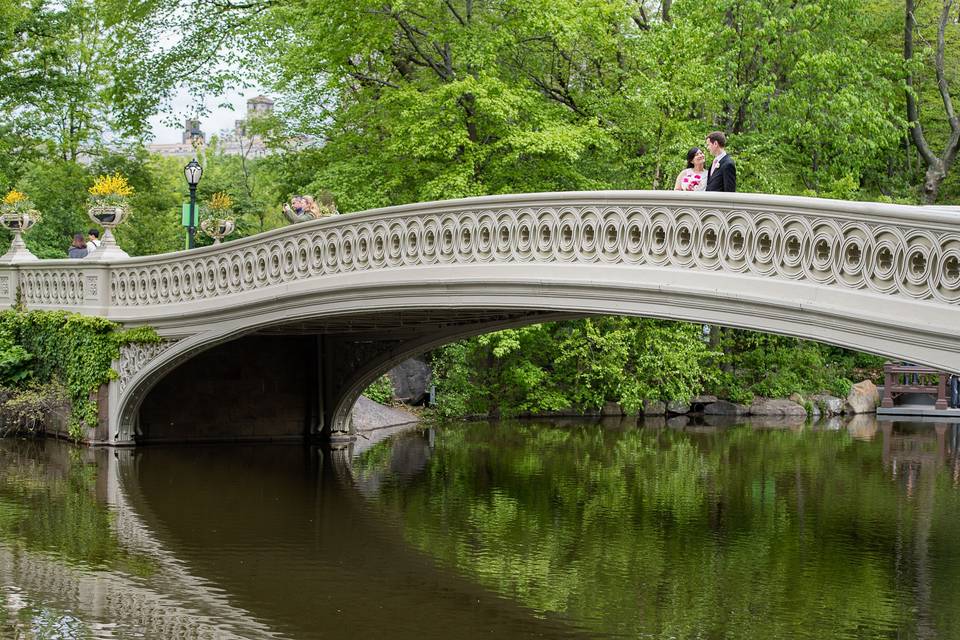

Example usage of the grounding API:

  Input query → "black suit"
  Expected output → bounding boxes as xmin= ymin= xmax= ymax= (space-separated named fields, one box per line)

xmin=706 ymin=154 xmax=736 ymax=192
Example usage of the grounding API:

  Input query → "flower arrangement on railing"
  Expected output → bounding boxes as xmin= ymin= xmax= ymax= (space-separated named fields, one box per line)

xmin=282 ymin=192 xmax=337 ymax=224
xmin=88 ymin=172 xmax=134 ymax=227
xmin=0 ymin=190 xmax=41 ymax=230
xmin=0 ymin=189 xmax=42 ymax=261
xmin=199 ymin=191 xmax=236 ymax=245
xmin=87 ymin=172 xmax=134 ymax=258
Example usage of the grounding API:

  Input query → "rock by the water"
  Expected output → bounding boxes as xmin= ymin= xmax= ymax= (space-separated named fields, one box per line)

xmin=810 ymin=394 xmax=844 ymax=416
xmin=642 ymin=400 xmax=666 ymax=416
xmin=748 ymin=398 xmax=808 ymax=417
xmin=601 ymin=401 xmax=625 ymax=416
xmin=844 ymin=380 xmax=879 ymax=414
xmin=351 ymin=395 xmax=420 ymax=432
xmin=704 ymin=400 xmax=749 ymax=416
xmin=667 ymin=401 xmax=691 ymax=415
xmin=387 ymin=357 xmax=432 ymax=405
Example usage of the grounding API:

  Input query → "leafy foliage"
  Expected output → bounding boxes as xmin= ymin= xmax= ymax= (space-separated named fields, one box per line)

xmin=0 ymin=311 xmax=160 ymax=440
xmin=364 ymin=375 xmax=395 ymax=406
xmin=705 ymin=330 xmax=885 ymax=403
xmin=0 ymin=383 xmax=67 ymax=437
xmin=432 ymin=321 xmax=883 ymax=419
xmin=0 ymin=345 xmax=32 ymax=386
xmin=94 ymin=0 xmax=957 ymax=204
xmin=432 ymin=318 xmax=717 ymax=419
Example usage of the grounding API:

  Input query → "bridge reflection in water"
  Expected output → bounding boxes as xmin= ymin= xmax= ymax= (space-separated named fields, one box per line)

xmin=1 ymin=417 xmax=960 ymax=639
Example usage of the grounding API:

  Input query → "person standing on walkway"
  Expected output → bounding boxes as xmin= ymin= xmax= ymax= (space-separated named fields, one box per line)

xmin=68 ymin=233 xmax=88 ymax=258
xmin=705 ymin=131 xmax=736 ymax=192
xmin=86 ymin=229 xmax=100 ymax=254
xmin=674 ymin=147 xmax=708 ymax=191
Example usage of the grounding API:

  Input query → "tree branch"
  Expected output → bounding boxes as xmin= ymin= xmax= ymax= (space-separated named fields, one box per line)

xmin=203 ymin=0 xmax=279 ymax=10
xmin=525 ymin=72 xmax=588 ymax=117
xmin=347 ymin=69 xmax=400 ymax=89
xmin=905 ymin=0 xmax=937 ymax=165
xmin=391 ymin=10 xmax=451 ymax=80
xmin=443 ymin=0 xmax=466 ymax=26
xmin=936 ymin=0 xmax=958 ymax=132
xmin=662 ymin=0 xmax=672 ymax=23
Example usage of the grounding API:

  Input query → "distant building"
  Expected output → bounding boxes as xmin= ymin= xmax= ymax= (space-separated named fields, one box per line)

xmin=183 ymin=119 xmax=205 ymax=145
xmin=144 ymin=118 xmax=207 ymax=158
xmin=218 ymin=95 xmax=275 ymax=158
xmin=147 ymin=96 xmax=275 ymax=158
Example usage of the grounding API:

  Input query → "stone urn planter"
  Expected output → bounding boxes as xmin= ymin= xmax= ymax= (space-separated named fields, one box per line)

xmin=86 ymin=173 xmax=134 ymax=259
xmin=200 ymin=218 xmax=236 ymax=245
xmin=0 ymin=209 xmax=41 ymax=262
xmin=0 ymin=190 xmax=41 ymax=262
xmin=88 ymin=204 xmax=126 ymax=227
xmin=87 ymin=204 xmax=130 ymax=259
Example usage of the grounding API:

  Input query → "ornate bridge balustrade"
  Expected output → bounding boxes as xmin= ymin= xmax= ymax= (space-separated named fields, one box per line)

xmin=0 ymin=191 xmax=957 ymax=445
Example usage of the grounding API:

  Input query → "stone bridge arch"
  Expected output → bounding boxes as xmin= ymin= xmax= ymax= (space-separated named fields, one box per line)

xmin=0 ymin=191 xmax=956 ymax=444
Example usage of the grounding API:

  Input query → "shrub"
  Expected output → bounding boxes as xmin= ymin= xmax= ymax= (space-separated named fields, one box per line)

xmin=0 ymin=310 xmax=160 ymax=440
xmin=0 ymin=383 xmax=68 ymax=438
xmin=364 ymin=374 xmax=395 ymax=405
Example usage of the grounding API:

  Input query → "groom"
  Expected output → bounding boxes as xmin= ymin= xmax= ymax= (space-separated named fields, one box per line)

xmin=705 ymin=131 xmax=736 ymax=192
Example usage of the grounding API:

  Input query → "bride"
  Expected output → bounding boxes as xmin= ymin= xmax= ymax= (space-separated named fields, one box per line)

xmin=674 ymin=147 xmax=707 ymax=191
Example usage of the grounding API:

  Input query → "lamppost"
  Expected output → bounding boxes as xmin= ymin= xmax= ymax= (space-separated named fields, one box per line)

xmin=183 ymin=159 xmax=203 ymax=249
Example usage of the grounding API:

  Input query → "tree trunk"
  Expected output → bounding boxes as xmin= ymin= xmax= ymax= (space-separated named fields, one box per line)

xmin=904 ymin=0 xmax=960 ymax=203
xmin=923 ymin=161 xmax=946 ymax=204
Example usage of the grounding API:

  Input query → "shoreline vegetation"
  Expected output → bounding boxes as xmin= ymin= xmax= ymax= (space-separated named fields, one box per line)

xmin=425 ymin=320 xmax=885 ymax=423
xmin=0 ymin=309 xmax=160 ymax=441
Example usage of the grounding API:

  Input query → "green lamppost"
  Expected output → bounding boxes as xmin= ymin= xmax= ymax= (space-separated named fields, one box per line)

xmin=183 ymin=159 xmax=203 ymax=249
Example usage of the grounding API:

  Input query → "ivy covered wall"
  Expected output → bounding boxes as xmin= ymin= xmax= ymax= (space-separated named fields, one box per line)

xmin=0 ymin=310 xmax=159 ymax=440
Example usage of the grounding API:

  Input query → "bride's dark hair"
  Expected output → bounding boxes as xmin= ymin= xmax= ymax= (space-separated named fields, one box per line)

xmin=686 ymin=147 xmax=702 ymax=169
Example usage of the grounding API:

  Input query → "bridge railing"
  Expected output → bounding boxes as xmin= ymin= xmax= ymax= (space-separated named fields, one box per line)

xmin=0 ymin=191 xmax=958 ymax=314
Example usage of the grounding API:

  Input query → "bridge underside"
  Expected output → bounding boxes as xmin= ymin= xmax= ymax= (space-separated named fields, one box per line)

xmin=133 ymin=309 xmax=568 ymax=444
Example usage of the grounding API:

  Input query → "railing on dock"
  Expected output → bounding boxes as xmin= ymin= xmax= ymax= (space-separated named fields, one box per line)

xmin=881 ymin=363 xmax=950 ymax=410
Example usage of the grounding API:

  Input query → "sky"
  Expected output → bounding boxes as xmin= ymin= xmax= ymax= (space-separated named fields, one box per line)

xmin=148 ymin=87 xmax=265 ymax=144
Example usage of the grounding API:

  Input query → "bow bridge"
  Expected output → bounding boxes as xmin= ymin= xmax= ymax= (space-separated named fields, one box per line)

xmin=0 ymin=191 xmax=957 ymax=445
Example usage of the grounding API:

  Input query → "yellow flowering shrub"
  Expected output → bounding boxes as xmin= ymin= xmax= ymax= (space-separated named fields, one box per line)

xmin=209 ymin=192 xmax=233 ymax=212
xmin=88 ymin=173 xmax=134 ymax=199
xmin=0 ymin=190 xmax=37 ymax=218
xmin=3 ymin=190 xmax=27 ymax=206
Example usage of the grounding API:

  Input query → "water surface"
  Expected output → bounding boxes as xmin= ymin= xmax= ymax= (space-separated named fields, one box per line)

xmin=1 ymin=417 xmax=959 ymax=639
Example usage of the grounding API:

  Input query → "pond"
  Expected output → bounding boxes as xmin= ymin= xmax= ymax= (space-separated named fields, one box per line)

xmin=1 ymin=417 xmax=958 ymax=639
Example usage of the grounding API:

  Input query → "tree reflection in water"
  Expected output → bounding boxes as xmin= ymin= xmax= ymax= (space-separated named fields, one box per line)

xmin=355 ymin=420 xmax=960 ymax=639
